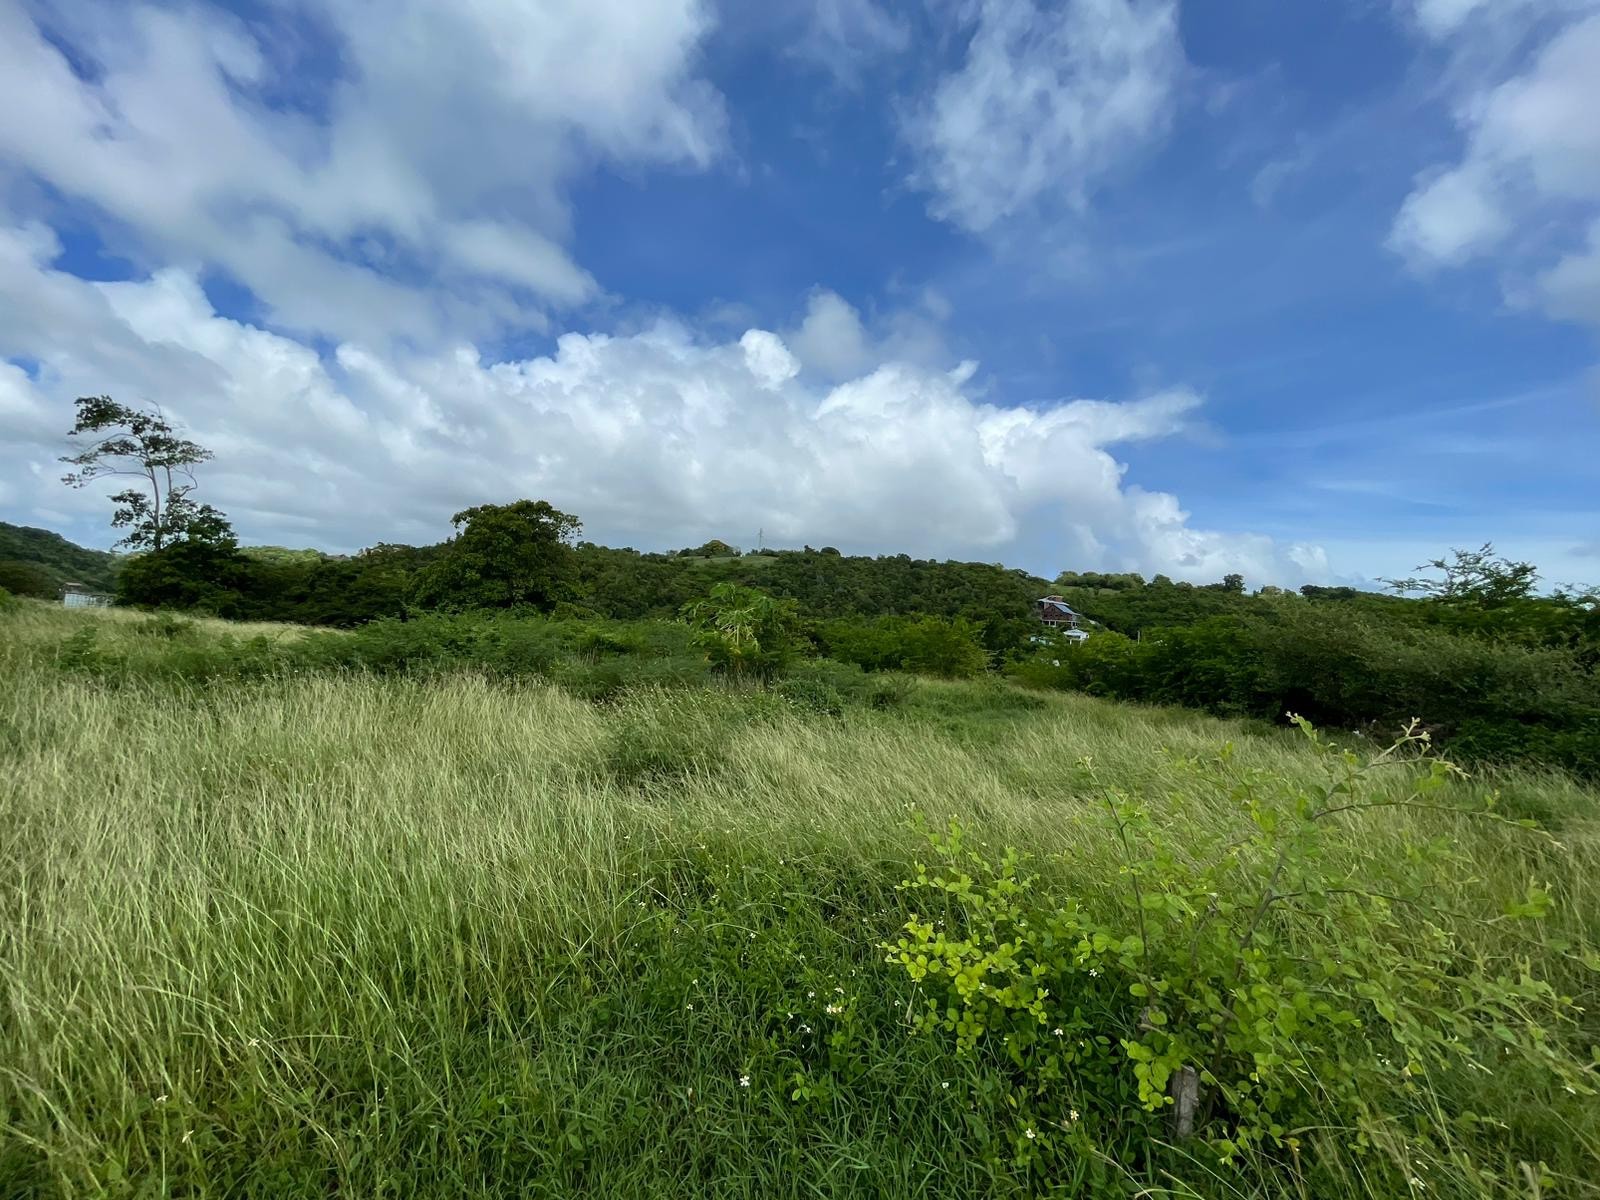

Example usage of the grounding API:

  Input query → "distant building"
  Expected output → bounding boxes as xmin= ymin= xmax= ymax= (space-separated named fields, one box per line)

xmin=61 ymin=582 xmax=112 ymax=609
xmin=1035 ymin=595 xmax=1081 ymax=628
xmin=1034 ymin=595 xmax=1089 ymax=643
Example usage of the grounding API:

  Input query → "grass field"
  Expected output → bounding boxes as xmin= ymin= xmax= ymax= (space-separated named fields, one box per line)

xmin=2 ymin=602 xmax=1597 ymax=1198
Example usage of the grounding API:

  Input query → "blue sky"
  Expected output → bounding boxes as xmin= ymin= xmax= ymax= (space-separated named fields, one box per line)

xmin=0 ymin=0 xmax=1596 ymax=587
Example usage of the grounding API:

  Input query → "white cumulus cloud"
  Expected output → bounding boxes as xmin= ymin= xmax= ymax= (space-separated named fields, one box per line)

xmin=1389 ymin=6 xmax=1600 ymax=332
xmin=0 ymin=0 xmax=724 ymax=345
xmin=906 ymin=0 xmax=1184 ymax=233
xmin=0 ymin=227 xmax=1320 ymax=582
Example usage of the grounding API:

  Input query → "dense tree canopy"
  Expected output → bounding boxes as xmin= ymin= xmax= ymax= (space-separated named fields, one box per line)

xmin=412 ymin=500 xmax=582 ymax=612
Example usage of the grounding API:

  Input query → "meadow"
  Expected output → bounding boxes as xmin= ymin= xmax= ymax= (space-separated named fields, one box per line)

xmin=2 ymin=600 xmax=1597 ymax=1198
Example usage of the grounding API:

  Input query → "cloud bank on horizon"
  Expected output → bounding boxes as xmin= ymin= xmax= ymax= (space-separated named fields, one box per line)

xmin=0 ymin=0 xmax=1595 ymax=585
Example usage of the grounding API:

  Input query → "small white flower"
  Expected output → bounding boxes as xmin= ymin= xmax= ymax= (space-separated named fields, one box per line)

xmin=825 ymin=1003 xmax=843 ymax=1015
xmin=1068 ymin=1109 xmax=1079 ymax=1122
xmin=807 ymin=990 xmax=815 ymax=998
xmin=749 ymin=932 xmax=756 ymax=940
xmin=833 ymin=986 xmax=844 ymax=994
xmin=1024 ymin=1128 xmax=1036 ymax=1140
xmin=685 ymin=1003 xmax=694 ymax=1011
xmin=155 ymin=1095 xmax=168 ymax=1104
xmin=739 ymin=1075 xmax=751 ymax=1088
xmin=1053 ymin=1028 xmax=1064 ymax=1037
xmin=941 ymin=1081 xmax=950 ymax=1090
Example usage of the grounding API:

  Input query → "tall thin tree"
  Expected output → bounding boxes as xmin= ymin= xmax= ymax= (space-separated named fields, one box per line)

xmin=60 ymin=395 xmax=233 ymax=551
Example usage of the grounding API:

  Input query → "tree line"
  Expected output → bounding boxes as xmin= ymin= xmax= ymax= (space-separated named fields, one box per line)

xmin=11 ymin=394 xmax=1595 ymax=775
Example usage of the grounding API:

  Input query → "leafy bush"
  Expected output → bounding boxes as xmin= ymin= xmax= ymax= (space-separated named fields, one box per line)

xmin=864 ymin=673 xmax=914 ymax=709
xmin=1011 ymin=603 xmax=1600 ymax=776
xmin=549 ymin=657 xmax=631 ymax=703
xmin=683 ymin=583 xmax=800 ymax=679
xmin=132 ymin=613 xmax=199 ymax=641
xmin=819 ymin=615 xmax=990 ymax=678
xmin=776 ymin=673 xmax=846 ymax=718
xmin=598 ymin=692 xmax=770 ymax=788
xmin=885 ymin=720 xmax=1595 ymax=1185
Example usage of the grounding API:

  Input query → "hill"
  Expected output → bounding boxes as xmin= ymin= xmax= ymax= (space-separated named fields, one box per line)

xmin=0 ymin=520 xmax=119 ymax=597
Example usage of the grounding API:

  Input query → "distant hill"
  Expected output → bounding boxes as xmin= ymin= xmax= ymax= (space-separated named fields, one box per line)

xmin=0 ymin=521 xmax=120 ymax=597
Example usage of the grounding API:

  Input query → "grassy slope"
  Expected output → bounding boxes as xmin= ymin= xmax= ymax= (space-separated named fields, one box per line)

xmin=2 ymin=603 xmax=1597 ymax=1198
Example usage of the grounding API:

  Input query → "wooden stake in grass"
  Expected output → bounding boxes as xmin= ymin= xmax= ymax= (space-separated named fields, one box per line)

xmin=1169 ymin=1066 xmax=1200 ymax=1139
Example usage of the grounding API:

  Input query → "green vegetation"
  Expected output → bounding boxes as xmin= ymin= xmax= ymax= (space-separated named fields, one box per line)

xmin=0 ymin=521 xmax=119 ymax=596
xmin=18 ymin=509 xmax=1600 ymax=777
xmin=1021 ymin=559 xmax=1600 ymax=779
xmin=412 ymin=500 xmax=583 ymax=612
xmin=2 ymin=600 xmax=1597 ymax=1198
xmin=32 ymin=394 xmax=1599 ymax=780
xmin=60 ymin=394 xmax=234 ymax=554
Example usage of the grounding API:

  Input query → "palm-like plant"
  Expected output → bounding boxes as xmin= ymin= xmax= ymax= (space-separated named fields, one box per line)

xmin=682 ymin=582 xmax=798 ymax=679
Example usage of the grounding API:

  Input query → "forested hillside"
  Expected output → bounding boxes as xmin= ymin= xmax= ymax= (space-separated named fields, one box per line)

xmin=0 ymin=521 xmax=119 ymax=597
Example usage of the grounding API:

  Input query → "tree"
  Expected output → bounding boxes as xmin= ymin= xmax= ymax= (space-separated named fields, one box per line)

xmin=1382 ymin=544 xmax=1538 ymax=608
xmin=682 ymin=582 xmax=799 ymax=678
xmin=896 ymin=615 xmax=990 ymax=677
xmin=116 ymin=538 xmax=248 ymax=613
xmin=411 ymin=499 xmax=581 ymax=611
xmin=60 ymin=396 xmax=234 ymax=551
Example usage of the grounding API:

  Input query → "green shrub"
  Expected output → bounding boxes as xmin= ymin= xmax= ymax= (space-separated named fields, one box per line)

xmin=478 ymin=619 xmax=568 ymax=676
xmin=683 ymin=583 xmax=800 ymax=679
xmin=133 ymin=613 xmax=199 ymax=641
xmin=600 ymin=692 xmax=740 ymax=788
xmin=56 ymin=627 xmax=106 ymax=674
xmin=776 ymin=673 xmax=846 ymax=717
xmin=549 ymin=657 xmax=633 ymax=702
xmin=886 ymin=720 xmax=1594 ymax=1185
xmin=612 ymin=655 xmax=706 ymax=691
xmin=819 ymin=615 xmax=990 ymax=678
xmin=1011 ymin=605 xmax=1600 ymax=777
xmin=575 ymin=624 xmax=643 ymax=657
xmin=865 ymin=673 xmax=913 ymax=709
xmin=775 ymin=659 xmax=866 ymax=716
